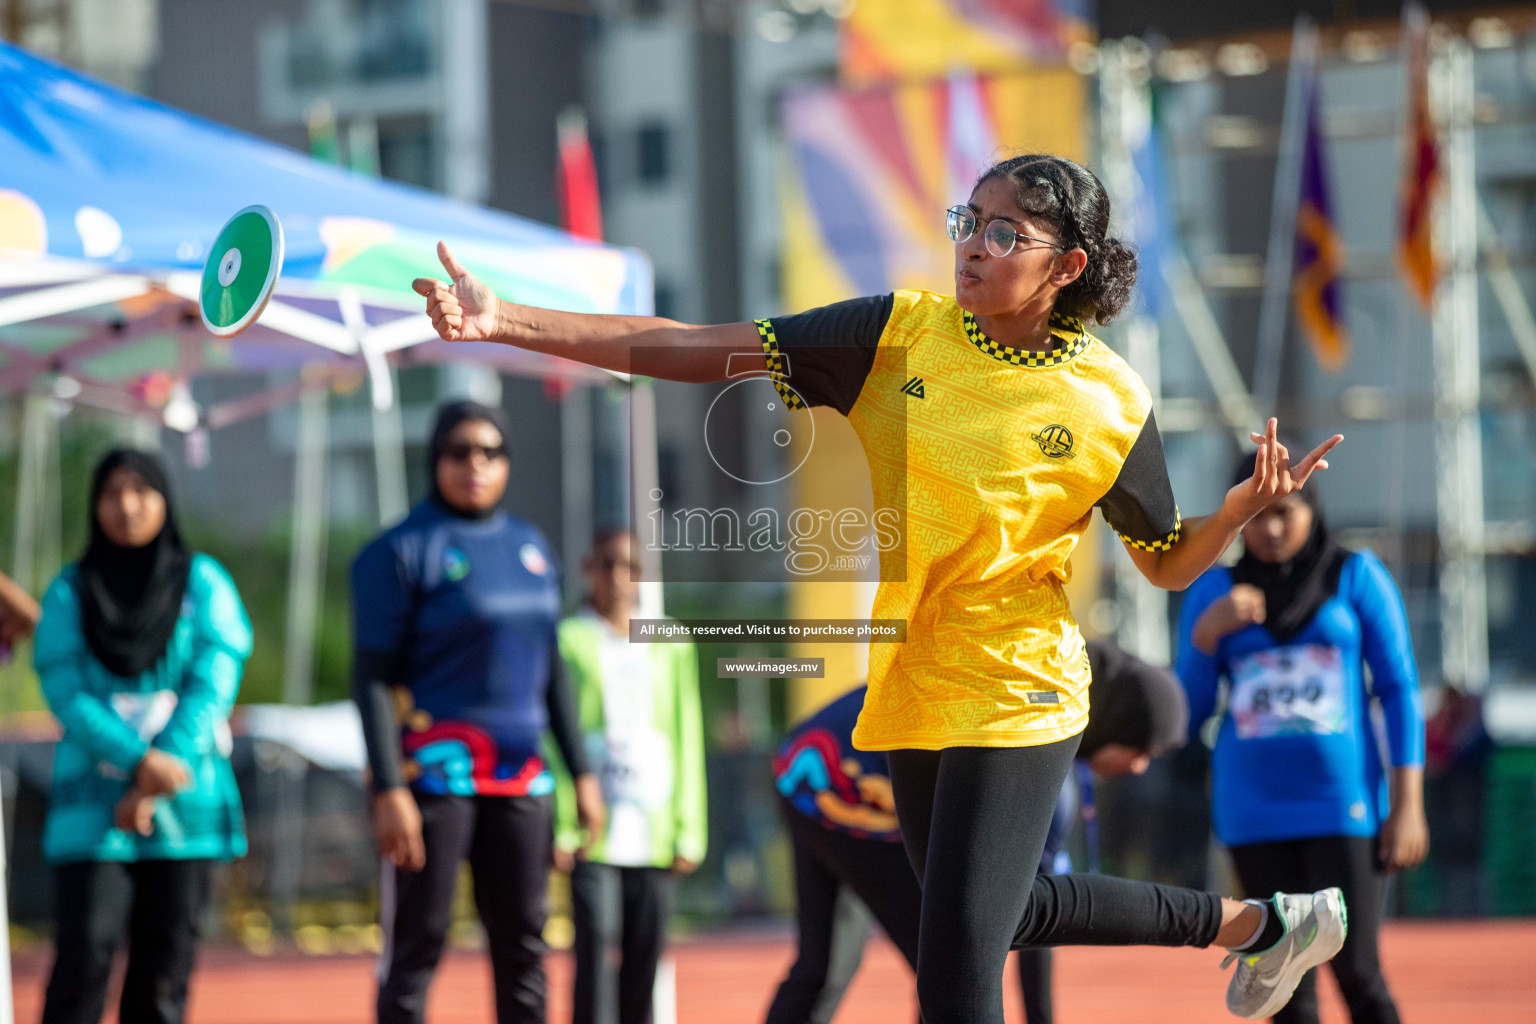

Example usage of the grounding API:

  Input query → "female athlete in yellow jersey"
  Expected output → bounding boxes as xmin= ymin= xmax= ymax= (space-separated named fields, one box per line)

xmin=414 ymin=154 xmax=1346 ymax=1023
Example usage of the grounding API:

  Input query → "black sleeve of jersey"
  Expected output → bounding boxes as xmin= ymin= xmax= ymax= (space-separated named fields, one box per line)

xmin=1096 ymin=409 xmax=1181 ymax=552
xmin=755 ymin=293 xmax=893 ymax=415
xmin=352 ymin=649 xmax=405 ymax=793
xmin=544 ymin=648 xmax=590 ymax=777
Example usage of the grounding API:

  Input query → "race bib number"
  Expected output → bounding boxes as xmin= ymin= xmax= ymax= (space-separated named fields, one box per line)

xmin=1230 ymin=644 xmax=1348 ymax=740
xmin=587 ymin=729 xmax=673 ymax=865
xmin=591 ymin=729 xmax=674 ymax=811
xmin=108 ymin=690 xmax=231 ymax=762
xmin=112 ymin=690 xmax=179 ymax=742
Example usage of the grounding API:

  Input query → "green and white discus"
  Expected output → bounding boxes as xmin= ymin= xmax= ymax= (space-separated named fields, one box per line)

xmin=199 ymin=205 xmax=284 ymax=338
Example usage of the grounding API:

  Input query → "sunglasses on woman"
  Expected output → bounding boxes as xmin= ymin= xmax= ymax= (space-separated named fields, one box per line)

xmin=444 ymin=441 xmax=508 ymax=463
xmin=945 ymin=206 xmax=1066 ymax=258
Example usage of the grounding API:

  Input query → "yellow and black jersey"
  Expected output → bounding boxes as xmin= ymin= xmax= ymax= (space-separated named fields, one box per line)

xmin=756 ymin=289 xmax=1179 ymax=751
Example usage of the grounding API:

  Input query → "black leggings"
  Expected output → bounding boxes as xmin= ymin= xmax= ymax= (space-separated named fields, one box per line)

xmin=1016 ymin=948 xmax=1053 ymax=1024
xmin=571 ymin=861 xmax=676 ymax=1024
xmin=43 ymin=858 xmax=211 ymax=1024
xmin=377 ymin=792 xmax=552 ymax=1024
xmin=1229 ymin=835 xmax=1399 ymax=1024
xmin=765 ymin=795 xmax=922 ymax=1024
xmin=888 ymin=738 xmax=1223 ymax=1024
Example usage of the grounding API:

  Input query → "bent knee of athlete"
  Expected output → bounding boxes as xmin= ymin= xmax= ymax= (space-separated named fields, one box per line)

xmin=1010 ymin=874 xmax=1072 ymax=948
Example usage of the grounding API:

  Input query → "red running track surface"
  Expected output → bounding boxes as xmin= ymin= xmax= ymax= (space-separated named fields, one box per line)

xmin=10 ymin=920 xmax=1535 ymax=1023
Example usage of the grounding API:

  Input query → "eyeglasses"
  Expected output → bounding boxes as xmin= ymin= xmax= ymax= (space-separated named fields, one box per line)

xmin=444 ymin=441 xmax=507 ymax=463
xmin=945 ymin=206 xmax=1064 ymax=258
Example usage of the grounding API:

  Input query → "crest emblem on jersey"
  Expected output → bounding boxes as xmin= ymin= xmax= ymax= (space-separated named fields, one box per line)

xmin=1031 ymin=424 xmax=1076 ymax=459
xmin=443 ymin=548 xmax=470 ymax=581
xmin=519 ymin=542 xmax=550 ymax=576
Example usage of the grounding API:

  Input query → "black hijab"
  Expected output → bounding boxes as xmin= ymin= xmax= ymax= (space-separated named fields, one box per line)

xmin=1229 ymin=450 xmax=1351 ymax=644
xmin=77 ymin=450 xmax=192 ymax=678
xmin=428 ymin=400 xmax=512 ymax=519
xmin=1080 ymin=641 xmax=1188 ymax=760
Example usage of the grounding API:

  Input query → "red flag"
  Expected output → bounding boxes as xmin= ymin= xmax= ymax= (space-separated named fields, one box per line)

xmin=557 ymin=107 xmax=603 ymax=243
xmin=1398 ymin=3 xmax=1440 ymax=310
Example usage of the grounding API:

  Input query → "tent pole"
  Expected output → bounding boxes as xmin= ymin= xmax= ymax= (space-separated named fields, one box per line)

xmin=345 ymin=288 xmax=408 ymax=528
xmin=0 ymin=393 xmax=17 ymax=1024
xmin=1431 ymin=37 xmax=1490 ymax=692
xmin=561 ymin=385 xmax=593 ymax=606
xmin=275 ymin=383 xmax=328 ymax=935
xmin=40 ymin=398 xmax=62 ymax=591
xmin=0 ymin=765 xmax=11 ymax=1024
xmin=0 ymin=275 xmax=153 ymax=331
xmin=628 ymin=381 xmax=664 ymax=619
xmin=282 ymin=383 xmax=328 ymax=707
xmin=625 ymin=378 xmax=673 ymax=1024
xmin=370 ymin=369 xmax=409 ymax=528
xmin=2 ymin=393 xmax=51 ymax=1011
xmin=342 ymin=287 xmax=410 ymax=528
xmin=10 ymin=393 xmax=44 ymax=596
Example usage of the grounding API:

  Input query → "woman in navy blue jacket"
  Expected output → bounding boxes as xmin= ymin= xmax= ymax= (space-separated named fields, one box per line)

xmin=351 ymin=401 xmax=604 ymax=1024
xmin=1176 ymin=453 xmax=1428 ymax=1024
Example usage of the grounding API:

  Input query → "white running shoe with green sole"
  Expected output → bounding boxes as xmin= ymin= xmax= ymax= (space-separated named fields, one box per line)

xmin=1222 ymin=887 xmax=1349 ymax=1020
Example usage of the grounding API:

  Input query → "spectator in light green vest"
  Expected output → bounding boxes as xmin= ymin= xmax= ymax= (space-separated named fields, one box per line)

xmin=552 ymin=528 xmax=707 ymax=1024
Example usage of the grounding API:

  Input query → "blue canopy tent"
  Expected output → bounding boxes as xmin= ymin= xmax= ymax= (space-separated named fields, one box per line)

xmin=0 ymin=32 xmax=663 ymax=582
xmin=0 ymin=38 xmax=651 ymax=408
xmin=0 ymin=42 xmax=665 ymax=979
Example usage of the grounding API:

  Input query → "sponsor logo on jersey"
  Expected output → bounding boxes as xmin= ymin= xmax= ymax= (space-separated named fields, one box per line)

xmin=1031 ymin=423 xmax=1076 ymax=459
xmin=519 ymin=542 xmax=549 ymax=576
xmin=443 ymin=548 xmax=469 ymax=581
xmin=900 ymin=376 xmax=926 ymax=398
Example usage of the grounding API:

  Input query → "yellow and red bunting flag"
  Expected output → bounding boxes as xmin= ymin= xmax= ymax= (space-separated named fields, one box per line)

xmin=556 ymin=107 xmax=603 ymax=244
xmin=1398 ymin=2 xmax=1441 ymax=310
xmin=1293 ymin=71 xmax=1349 ymax=371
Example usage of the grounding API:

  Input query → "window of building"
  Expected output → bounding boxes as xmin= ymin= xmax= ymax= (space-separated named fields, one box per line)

xmin=589 ymin=127 xmax=611 ymax=200
xmin=376 ymin=116 xmax=435 ymax=189
xmin=637 ymin=122 xmax=670 ymax=186
xmin=657 ymin=444 xmax=682 ymax=510
xmin=653 ymin=282 xmax=678 ymax=321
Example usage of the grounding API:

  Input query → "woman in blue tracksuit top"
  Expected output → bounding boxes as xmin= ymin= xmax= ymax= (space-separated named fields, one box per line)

xmin=351 ymin=401 xmax=604 ymax=1024
xmin=1176 ymin=453 xmax=1428 ymax=1024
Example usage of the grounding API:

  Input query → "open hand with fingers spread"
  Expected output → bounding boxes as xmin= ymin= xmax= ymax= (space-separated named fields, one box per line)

xmin=411 ymin=242 xmax=501 ymax=342
xmin=1225 ymin=418 xmax=1343 ymax=522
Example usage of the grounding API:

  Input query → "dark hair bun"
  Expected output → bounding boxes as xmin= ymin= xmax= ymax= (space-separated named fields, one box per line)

xmin=1060 ymin=235 xmax=1137 ymax=326
xmin=975 ymin=154 xmax=1139 ymax=326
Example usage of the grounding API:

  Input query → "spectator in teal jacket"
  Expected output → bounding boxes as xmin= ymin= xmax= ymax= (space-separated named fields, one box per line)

xmin=34 ymin=449 xmax=252 ymax=1024
xmin=553 ymin=528 xmax=707 ymax=1024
